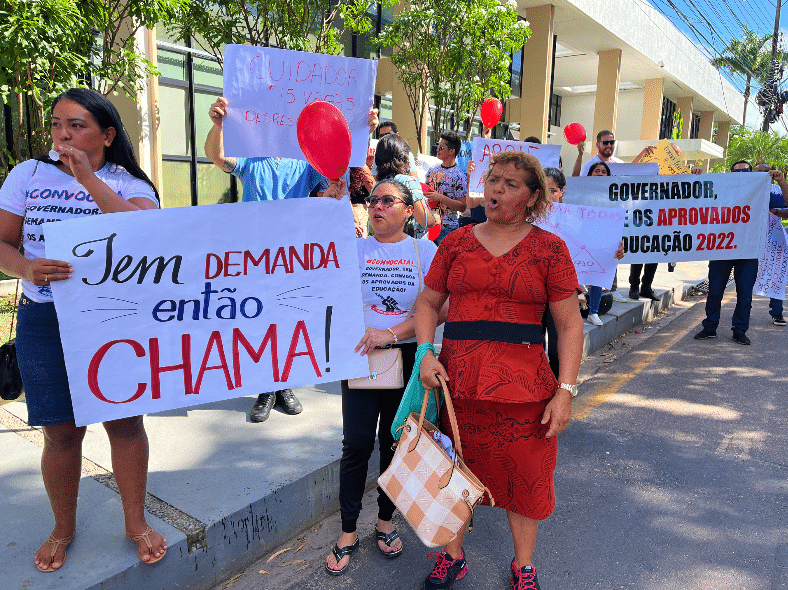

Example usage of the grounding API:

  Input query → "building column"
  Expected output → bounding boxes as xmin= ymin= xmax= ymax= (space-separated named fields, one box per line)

xmin=715 ymin=120 xmax=731 ymax=168
xmin=698 ymin=111 xmax=715 ymax=172
xmin=676 ymin=96 xmax=693 ymax=139
xmin=640 ymin=78 xmax=664 ymax=140
xmin=592 ymin=49 xmax=622 ymax=138
xmin=516 ymin=4 xmax=554 ymax=142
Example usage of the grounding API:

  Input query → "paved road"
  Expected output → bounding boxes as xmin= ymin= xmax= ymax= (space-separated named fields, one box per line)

xmin=213 ymin=290 xmax=788 ymax=590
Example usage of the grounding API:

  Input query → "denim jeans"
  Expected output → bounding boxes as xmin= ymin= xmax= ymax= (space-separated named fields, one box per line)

xmin=588 ymin=286 xmax=603 ymax=315
xmin=701 ymin=258 xmax=758 ymax=334
xmin=770 ymin=298 xmax=783 ymax=318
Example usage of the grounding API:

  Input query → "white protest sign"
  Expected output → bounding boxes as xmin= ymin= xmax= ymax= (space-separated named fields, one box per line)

xmin=45 ymin=199 xmax=368 ymax=426
xmin=563 ymin=173 xmax=770 ymax=264
xmin=415 ymin=153 xmax=442 ymax=183
xmin=755 ymin=213 xmax=788 ymax=300
xmin=608 ymin=162 xmax=660 ymax=176
xmin=222 ymin=45 xmax=377 ymax=166
xmin=536 ymin=203 xmax=625 ymax=288
xmin=468 ymin=139 xmax=561 ymax=195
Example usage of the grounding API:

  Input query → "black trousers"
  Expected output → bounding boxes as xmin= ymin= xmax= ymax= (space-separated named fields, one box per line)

xmin=629 ymin=263 xmax=658 ymax=291
xmin=339 ymin=342 xmax=416 ymax=533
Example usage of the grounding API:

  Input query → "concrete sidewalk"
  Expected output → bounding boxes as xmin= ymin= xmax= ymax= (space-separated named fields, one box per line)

xmin=0 ymin=262 xmax=709 ymax=590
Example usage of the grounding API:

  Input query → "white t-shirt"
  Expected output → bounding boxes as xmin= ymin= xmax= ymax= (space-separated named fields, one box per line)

xmin=0 ymin=159 xmax=158 ymax=302
xmin=579 ymin=154 xmax=624 ymax=176
xmin=357 ymin=236 xmax=437 ymax=342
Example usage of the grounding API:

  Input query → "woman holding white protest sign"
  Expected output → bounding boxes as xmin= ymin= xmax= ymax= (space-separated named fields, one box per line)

xmin=325 ymin=178 xmax=441 ymax=576
xmin=0 ymin=88 xmax=165 ymax=571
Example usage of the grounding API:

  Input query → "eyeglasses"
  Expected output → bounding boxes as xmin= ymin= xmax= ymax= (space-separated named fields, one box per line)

xmin=366 ymin=195 xmax=406 ymax=208
xmin=436 ymin=145 xmax=447 ymax=152
xmin=731 ymin=167 xmax=751 ymax=172
xmin=600 ymin=140 xmax=615 ymax=146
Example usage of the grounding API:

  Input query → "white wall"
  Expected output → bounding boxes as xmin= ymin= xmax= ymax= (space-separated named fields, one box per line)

xmin=549 ymin=89 xmax=646 ymax=171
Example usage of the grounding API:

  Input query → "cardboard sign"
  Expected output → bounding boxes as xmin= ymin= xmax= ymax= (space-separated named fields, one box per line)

xmin=222 ymin=45 xmax=377 ymax=166
xmin=563 ymin=173 xmax=770 ymax=264
xmin=636 ymin=139 xmax=691 ymax=175
xmin=45 ymin=199 xmax=368 ymax=426
xmin=537 ymin=203 xmax=625 ymax=288
xmin=755 ymin=213 xmax=788 ymax=300
xmin=468 ymin=139 xmax=561 ymax=195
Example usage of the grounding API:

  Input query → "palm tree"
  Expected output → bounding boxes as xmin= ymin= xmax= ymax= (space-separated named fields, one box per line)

xmin=711 ymin=27 xmax=774 ymax=126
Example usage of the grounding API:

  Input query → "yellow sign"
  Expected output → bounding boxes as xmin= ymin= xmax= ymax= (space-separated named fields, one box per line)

xmin=638 ymin=139 xmax=691 ymax=175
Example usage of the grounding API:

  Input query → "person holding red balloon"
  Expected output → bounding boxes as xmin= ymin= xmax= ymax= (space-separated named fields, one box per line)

xmin=571 ymin=129 xmax=623 ymax=177
xmin=205 ymin=96 xmax=380 ymax=423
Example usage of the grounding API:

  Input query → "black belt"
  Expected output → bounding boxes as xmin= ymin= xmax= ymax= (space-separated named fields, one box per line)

xmin=442 ymin=321 xmax=544 ymax=345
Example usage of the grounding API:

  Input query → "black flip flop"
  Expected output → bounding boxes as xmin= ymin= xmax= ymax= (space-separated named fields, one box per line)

xmin=325 ymin=537 xmax=359 ymax=576
xmin=375 ymin=526 xmax=403 ymax=559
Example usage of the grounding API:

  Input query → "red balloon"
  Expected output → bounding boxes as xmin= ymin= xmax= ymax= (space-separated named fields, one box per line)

xmin=480 ymin=97 xmax=503 ymax=129
xmin=296 ymin=101 xmax=352 ymax=180
xmin=563 ymin=122 xmax=587 ymax=145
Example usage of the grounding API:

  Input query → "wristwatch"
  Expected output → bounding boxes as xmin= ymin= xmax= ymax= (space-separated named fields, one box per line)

xmin=558 ymin=382 xmax=578 ymax=398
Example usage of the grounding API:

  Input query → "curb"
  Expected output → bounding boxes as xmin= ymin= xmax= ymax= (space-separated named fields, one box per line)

xmin=582 ymin=281 xmax=697 ymax=358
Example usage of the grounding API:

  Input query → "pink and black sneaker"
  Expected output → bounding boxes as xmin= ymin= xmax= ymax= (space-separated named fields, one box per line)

xmin=511 ymin=560 xmax=540 ymax=590
xmin=424 ymin=549 xmax=468 ymax=589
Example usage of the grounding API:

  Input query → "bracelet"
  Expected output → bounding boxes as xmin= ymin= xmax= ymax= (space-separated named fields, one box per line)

xmin=387 ymin=327 xmax=398 ymax=344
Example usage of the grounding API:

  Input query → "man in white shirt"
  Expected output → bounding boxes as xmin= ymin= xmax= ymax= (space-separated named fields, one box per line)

xmin=572 ymin=130 xmax=624 ymax=177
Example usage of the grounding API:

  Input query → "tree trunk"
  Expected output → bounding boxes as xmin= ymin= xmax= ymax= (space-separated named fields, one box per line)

xmin=742 ymin=76 xmax=750 ymax=126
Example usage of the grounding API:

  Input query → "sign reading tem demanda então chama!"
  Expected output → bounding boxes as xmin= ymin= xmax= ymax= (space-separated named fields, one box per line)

xmin=44 ymin=199 xmax=368 ymax=426
xmin=563 ymin=173 xmax=771 ymax=264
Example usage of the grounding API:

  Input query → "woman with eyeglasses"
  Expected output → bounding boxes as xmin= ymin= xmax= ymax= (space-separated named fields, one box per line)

xmin=325 ymin=179 xmax=442 ymax=576
xmin=374 ymin=133 xmax=438 ymax=238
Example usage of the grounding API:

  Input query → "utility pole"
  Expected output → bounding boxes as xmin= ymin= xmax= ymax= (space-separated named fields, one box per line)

xmin=762 ymin=0 xmax=782 ymax=131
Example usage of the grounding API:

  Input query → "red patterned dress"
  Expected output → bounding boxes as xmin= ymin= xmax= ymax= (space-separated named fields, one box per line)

xmin=424 ymin=224 xmax=578 ymax=520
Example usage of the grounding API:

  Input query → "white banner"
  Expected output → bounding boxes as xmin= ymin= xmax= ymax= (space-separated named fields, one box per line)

xmin=222 ymin=45 xmax=377 ymax=166
xmin=537 ymin=203 xmax=625 ymax=288
xmin=468 ymin=139 xmax=561 ymax=195
xmin=45 ymin=200 xmax=368 ymax=426
xmin=608 ymin=162 xmax=660 ymax=176
xmin=755 ymin=213 xmax=788 ymax=300
xmin=563 ymin=173 xmax=770 ymax=263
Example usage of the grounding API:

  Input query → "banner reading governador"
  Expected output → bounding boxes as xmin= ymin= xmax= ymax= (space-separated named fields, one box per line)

xmin=563 ymin=173 xmax=771 ymax=264
xmin=44 ymin=199 xmax=368 ymax=426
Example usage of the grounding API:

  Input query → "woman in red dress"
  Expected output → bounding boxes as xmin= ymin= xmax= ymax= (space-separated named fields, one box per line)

xmin=414 ymin=151 xmax=584 ymax=590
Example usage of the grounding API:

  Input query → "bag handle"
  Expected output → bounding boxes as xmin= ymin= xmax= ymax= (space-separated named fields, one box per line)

xmin=408 ymin=375 xmax=462 ymax=461
xmin=7 ymin=279 xmax=19 ymax=343
xmin=404 ymin=237 xmax=423 ymax=321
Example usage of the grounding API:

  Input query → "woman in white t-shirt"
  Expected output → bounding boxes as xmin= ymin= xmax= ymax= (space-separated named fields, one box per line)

xmin=325 ymin=179 xmax=439 ymax=576
xmin=0 ymin=89 xmax=165 ymax=571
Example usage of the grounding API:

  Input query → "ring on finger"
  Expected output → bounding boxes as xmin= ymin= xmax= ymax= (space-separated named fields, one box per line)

xmin=45 ymin=274 xmax=48 ymax=282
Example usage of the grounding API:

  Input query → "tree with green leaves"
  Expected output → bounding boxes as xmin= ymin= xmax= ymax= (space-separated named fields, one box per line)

xmin=0 ymin=0 xmax=187 ymax=174
xmin=376 ymin=0 xmax=530 ymax=151
xmin=710 ymin=27 xmax=785 ymax=126
xmin=709 ymin=125 xmax=788 ymax=172
xmin=166 ymin=0 xmax=388 ymax=66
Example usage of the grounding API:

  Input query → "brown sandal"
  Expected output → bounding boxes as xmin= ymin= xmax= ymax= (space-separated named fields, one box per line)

xmin=36 ymin=532 xmax=76 ymax=572
xmin=126 ymin=526 xmax=167 ymax=564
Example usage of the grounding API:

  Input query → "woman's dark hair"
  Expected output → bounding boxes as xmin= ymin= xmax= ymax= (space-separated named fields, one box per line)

xmin=370 ymin=178 xmax=416 ymax=237
xmin=348 ymin=167 xmax=374 ymax=204
xmin=587 ymin=161 xmax=611 ymax=176
xmin=543 ymin=167 xmax=566 ymax=190
xmin=374 ymin=134 xmax=411 ymax=180
xmin=45 ymin=88 xmax=159 ymax=200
